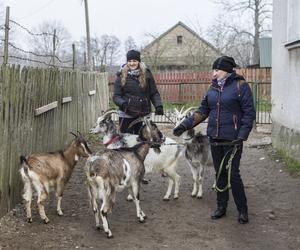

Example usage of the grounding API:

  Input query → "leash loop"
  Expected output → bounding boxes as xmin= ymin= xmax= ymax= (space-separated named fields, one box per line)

xmin=214 ymin=145 xmax=239 ymax=193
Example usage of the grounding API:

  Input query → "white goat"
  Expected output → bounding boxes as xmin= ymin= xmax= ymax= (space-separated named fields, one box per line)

xmin=85 ymin=119 xmax=163 ymax=238
xmin=174 ymin=107 xmax=212 ymax=198
xmin=90 ymin=110 xmax=182 ymax=200
xmin=19 ymin=132 xmax=92 ymax=223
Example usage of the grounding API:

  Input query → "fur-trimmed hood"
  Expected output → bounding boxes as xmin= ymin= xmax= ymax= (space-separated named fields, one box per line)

xmin=116 ymin=62 xmax=148 ymax=77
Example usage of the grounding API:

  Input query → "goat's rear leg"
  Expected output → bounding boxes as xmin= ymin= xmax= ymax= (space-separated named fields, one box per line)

xmin=37 ymin=191 xmax=49 ymax=223
xmin=88 ymin=183 xmax=101 ymax=230
xmin=100 ymin=197 xmax=113 ymax=238
xmin=163 ymin=178 xmax=173 ymax=201
xmin=22 ymin=181 xmax=33 ymax=223
xmin=33 ymin=181 xmax=50 ymax=223
xmin=163 ymin=166 xmax=181 ymax=200
xmin=131 ymin=183 xmax=146 ymax=222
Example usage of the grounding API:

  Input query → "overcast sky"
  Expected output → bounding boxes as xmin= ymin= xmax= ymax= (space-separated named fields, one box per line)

xmin=3 ymin=0 xmax=220 ymax=46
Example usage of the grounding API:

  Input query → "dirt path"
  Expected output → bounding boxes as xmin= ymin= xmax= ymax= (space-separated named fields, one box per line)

xmin=1 ymin=125 xmax=300 ymax=250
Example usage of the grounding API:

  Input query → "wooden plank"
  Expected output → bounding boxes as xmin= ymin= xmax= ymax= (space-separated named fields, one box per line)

xmin=88 ymin=90 xmax=96 ymax=96
xmin=62 ymin=96 xmax=72 ymax=103
xmin=34 ymin=101 xmax=58 ymax=116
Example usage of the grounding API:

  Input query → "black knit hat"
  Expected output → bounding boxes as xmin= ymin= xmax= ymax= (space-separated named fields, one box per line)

xmin=212 ymin=56 xmax=237 ymax=73
xmin=126 ymin=50 xmax=141 ymax=62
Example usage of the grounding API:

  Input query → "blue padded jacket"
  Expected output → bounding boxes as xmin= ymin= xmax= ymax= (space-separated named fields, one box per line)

xmin=182 ymin=72 xmax=256 ymax=141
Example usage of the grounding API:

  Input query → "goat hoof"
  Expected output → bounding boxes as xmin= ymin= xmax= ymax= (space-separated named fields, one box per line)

xmin=141 ymin=178 xmax=149 ymax=184
xmin=105 ymin=231 xmax=113 ymax=238
xmin=96 ymin=225 xmax=102 ymax=231
xmin=27 ymin=217 xmax=32 ymax=223
xmin=197 ymin=196 xmax=203 ymax=199
xmin=57 ymin=210 xmax=64 ymax=216
xmin=43 ymin=218 xmax=50 ymax=224
xmin=138 ymin=218 xmax=145 ymax=223
xmin=163 ymin=197 xmax=170 ymax=201
xmin=174 ymin=196 xmax=179 ymax=200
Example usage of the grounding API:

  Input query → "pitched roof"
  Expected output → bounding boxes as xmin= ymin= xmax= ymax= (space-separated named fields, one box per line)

xmin=142 ymin=21 xmax=220 ymax=54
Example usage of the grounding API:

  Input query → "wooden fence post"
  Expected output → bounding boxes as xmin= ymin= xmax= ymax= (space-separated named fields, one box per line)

xmin=72 ymin=43 xmax=76 ymax=69
xmin=3 ymin=6 xmax=10 ymax=65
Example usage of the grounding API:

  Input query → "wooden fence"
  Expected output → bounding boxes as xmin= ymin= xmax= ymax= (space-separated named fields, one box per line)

xmin=108 ymin=68 xmax=272 ymax=124
xmin=0 ymin=65 xmax=109 ymax=217
xmin=108 ymin=68 xmax=271 ymax=103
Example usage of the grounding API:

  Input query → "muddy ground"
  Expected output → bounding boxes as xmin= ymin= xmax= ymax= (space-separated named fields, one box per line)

xmin=1 ymin=124 xmax=300 ymax=250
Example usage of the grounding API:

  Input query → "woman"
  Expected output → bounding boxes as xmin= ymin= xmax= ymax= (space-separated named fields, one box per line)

xmin=113 ymin=49 xmax=164 ymax=134
xmin=173 ymin=56 xmax=256 ymax=224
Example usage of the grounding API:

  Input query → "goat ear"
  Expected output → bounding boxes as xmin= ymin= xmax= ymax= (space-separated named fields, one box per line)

xmin=70 ymin=132 xmax=77 ymax=138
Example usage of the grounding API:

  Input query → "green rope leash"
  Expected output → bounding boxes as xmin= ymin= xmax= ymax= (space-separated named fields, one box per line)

xmin=214 ymin=145 xmax=238 ymax=193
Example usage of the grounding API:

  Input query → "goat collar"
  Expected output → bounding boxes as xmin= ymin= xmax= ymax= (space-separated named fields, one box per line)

xmin=104 ymin=135 xmax=120 ymax=147
xmin=183 ymin=136 xmax=193 ymax=141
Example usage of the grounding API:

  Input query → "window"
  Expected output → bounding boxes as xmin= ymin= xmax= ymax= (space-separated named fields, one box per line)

xmin=177 ymin=35 xmax=183 ymax=45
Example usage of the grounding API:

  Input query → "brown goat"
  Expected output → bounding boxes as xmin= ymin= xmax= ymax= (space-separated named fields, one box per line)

xmin=20 ymin=132 xmax=92 ymax=224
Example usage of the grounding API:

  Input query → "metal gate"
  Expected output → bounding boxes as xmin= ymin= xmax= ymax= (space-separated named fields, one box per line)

xmin=251 ymin=82 xmax=272 ymax=124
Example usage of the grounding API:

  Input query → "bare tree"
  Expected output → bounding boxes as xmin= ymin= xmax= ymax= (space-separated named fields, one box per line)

xmin=124 ymin=36 xmax=137 ymax=52
xmin=77 ymin=35 xmax=121 ymax=71
xmin=210 ymin=0 xmax=272 ymax=66
xmin=27 ymin=20 xmax=72 ymax=67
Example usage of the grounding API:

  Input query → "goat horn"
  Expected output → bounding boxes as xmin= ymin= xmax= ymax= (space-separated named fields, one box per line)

xmin=70 ymin=132 xmax=77 ymax=137
xmin=77 ymin=131 xmax=82 ymax=136
xmin=179 ymin=106 xmax=185 ymax=115
xmin=128 ymin=117 xmax=145 ymax=129
xmin=182 ymin=106 xmax=198 ymax=117
xmin=101 ymin=109 xmax=119 ymax=118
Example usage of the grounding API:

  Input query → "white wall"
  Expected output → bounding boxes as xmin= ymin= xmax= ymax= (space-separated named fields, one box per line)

xmin=272 ymin=0 xmax=300 ymax=159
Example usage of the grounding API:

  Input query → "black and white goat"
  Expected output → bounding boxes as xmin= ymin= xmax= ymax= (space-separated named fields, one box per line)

xmin=85 ymin=119 xmax=163 ymax=238
xmin=174 ymin=107 xmax=212 ymax=198
xmin=19 ymin=132 xmax=92 ymax=223
xmin=90 ymin=110 xmax=182 ymax=200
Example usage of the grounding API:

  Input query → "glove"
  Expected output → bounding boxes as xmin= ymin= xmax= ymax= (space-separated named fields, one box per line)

xmin=231 ymin=138 xmax=243 ymax=145
xmin=155 ymin=106 xmax=164 ymax=115
xmin=173 ymin=124 xmax=186 ymax=137
xmin=121 ymin=102 xmax=128 ymax=110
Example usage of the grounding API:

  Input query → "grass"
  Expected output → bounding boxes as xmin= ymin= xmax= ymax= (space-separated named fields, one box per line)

xmin=256 ymin=101 xmax=272 ymax=112
xmin=84 ymin=133 xmax=102 ymax=144
xmin=275 ymin=149 xmax=300 ymax=175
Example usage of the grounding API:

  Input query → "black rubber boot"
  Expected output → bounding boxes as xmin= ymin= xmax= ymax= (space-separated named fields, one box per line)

xmin=238 ymin=212 xmax=249 ymax=224
xmin=211 ymin=207 xmax=226 ymax=220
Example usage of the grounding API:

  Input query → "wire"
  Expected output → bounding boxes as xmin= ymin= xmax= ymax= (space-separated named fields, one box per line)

xmin=16 ymin=0 xmax=59 ymax=21
xmin=9 ymin=55 xmax=73 ymax=69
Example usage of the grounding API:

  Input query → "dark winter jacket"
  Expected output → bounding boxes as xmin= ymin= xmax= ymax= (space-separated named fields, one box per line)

xmin=181 ymin=72 xmax=256 ymax=141
xmin=113 ymin=63 xmax=162 ymax=117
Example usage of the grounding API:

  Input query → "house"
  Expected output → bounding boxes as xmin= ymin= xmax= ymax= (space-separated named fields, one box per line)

xmin=272 ymin=0 xmax=300 ymax=161
xmin=141 ymin=21 xmax=221 ymax=72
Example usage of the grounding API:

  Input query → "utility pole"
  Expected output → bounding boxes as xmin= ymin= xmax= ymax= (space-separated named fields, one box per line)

xmin=83 ymin=0 xmax=91 ymax=70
